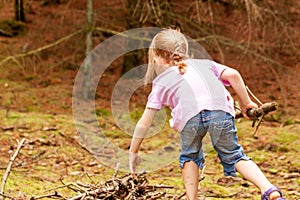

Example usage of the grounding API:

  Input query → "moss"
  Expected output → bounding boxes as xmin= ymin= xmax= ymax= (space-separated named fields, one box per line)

xmin=23 ymin=75 xmax=37 ymax=81
xmin=0 ymin=20 xmax=27 ymax=37
xmin=272 ymin=130 xmax=298 ymax=145
xmin=0 ymin=106 xmax=299 ymax=199
xmin=268 ymin=168 xmax=278 ymax=174
xmin=296 ymin=179 xmax=300 ymax=186
xmin=130 ymin=109 xmax=143 ymax=121
xmin=95 ymin=108 xmax=111 ymax=117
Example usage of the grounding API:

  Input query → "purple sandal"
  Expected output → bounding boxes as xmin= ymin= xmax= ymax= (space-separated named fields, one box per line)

xmin=262 ymin=186 xmax=286 ymax=200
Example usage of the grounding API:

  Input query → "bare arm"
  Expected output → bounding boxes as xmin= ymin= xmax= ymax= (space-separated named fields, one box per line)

xmin=221 ymin=68 xmax=257 ymax=117
xmin=129 ymin=108 xmax=158 ymax=153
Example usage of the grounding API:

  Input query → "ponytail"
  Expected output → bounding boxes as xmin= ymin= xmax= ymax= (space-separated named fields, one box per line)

xmin=177 ymin=61 xmax=187 ymax=75
xmin=145 ymin=28 xmax=189 ymax=83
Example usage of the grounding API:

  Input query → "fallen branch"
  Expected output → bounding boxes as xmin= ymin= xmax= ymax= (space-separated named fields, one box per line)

xmin=235 ymin=102 xmax=278 ymax=119
xmin=0 ymin=29 xmax=85 ymax=67
xmin=0 ymin=125 xmax=29 ymax=132
xmin=235 ymin=102 xmax=278 ymax=138
xmin=0 ymin=193 xmax=13 ymax=200
xmin=49 ymin=172 xmax=183 ymax=200
xmin=30 ymin=191 xmax=64 ymax=200
xmin=0 ymin=29 xmax=13 ymax=37
xmin=0 ymin=138 xmax=26 ymax=200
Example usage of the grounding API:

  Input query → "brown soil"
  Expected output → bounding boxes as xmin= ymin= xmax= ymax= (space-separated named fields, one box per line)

xmin=0 ymin=0 xmax=299 ymax=199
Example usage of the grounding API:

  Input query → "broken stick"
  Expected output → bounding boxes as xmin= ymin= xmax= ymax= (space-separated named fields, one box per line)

xmin=0 ymin=138 xmax=26 ymax=200
xmin=235 ymin=102 xmax=278 ymax=119
xmin=235 ymin=102 xmax=278 ymax=138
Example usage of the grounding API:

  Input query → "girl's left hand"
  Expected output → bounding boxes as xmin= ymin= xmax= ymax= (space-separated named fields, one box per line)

xmin=129 ymin=152 xmax=141 ymax=175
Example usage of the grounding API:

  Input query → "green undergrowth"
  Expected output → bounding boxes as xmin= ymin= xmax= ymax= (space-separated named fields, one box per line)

xmin=0 ymin=107 xmax=299 ymax=199
xmin=0 ymin=20 xmax=27 ymax=37
xmin=0 ymin=79 xmax=73 ymax=114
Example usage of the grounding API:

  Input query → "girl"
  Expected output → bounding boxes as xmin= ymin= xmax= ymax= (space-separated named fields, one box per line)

xmin=128 ymin=28 xmax=285 ymax=200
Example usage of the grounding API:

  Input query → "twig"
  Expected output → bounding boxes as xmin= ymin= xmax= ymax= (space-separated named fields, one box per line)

xmin=0 ymin=193 xmax=13 ymax=199
xmin=30 ymin=191 xmax=64 ymax=200
xmin=176 ymin=192 xmax=186 ymax=200
xmin=112 ymin=163 xmax=120 ymax=179
xmin=0 ymin=138 xmax=26 ymax=200
xmin=246 ymin=85 xmax=262 ymax=105
xmin=68 ymin=188 xmax=104 ymax=200
xmin=0 ymin=29 xmax=13 ymax=37
xmin=152 ymin=183 xmax=175 ymax=188
xmin=39 ymin=173 xmax=182 ymax=199
xmin=44 ymin=183 xmax=75 ymax=193
xmin=252 ymin=113 xmax=264 ymax=138
xmin=94 ymin=27 xmax=152 ymax=42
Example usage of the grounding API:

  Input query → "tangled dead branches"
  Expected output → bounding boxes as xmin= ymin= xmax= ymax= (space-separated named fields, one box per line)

xmin=31 ymin=172 xmax=183 ymax=200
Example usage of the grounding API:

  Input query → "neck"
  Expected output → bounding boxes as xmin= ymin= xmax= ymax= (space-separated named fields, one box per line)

xmin=155 ymin=64 xmax=170 ymax=75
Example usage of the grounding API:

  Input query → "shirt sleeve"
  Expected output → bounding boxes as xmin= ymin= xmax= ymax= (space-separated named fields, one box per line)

xmin=146 ymin=84 xmax=163 ymax=110
xmin=210 ymin=61 xmax=231 ymax=86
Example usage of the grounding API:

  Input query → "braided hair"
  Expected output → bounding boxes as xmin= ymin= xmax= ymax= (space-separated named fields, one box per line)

xmin=145 ymin=28 xmax=189 ymax=84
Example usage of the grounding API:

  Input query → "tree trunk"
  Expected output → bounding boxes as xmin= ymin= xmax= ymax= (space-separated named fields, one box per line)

xmin=122 ymin=0 xmax=144 ymax=75
xmin=86 ymin=0 xmax=93 ymax=56
xmin=82 ymin=0 xmax=93 ymax=100
xmin=14 ymin=0 xmax=25 ymax=22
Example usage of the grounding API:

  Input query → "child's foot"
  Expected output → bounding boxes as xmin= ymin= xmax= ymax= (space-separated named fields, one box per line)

xmin=269 ymin=191 xmax=282 ymax=200
xmin=261 ymin=186 xmax=285 ymax=200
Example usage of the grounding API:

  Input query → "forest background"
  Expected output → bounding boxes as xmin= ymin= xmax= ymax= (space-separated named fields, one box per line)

xmin=0 ymin=0 xmax=299 ymax=199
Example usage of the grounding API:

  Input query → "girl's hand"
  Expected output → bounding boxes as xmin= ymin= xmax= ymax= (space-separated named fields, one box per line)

xmin=241 ymin=101 xmax=258 ymax=119
xmin=129 ymin=152 xmax=141 ymax=175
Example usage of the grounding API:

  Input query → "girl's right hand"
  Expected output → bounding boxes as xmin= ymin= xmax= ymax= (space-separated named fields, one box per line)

xmin=241 ymin=101 xmax=258 ymax=119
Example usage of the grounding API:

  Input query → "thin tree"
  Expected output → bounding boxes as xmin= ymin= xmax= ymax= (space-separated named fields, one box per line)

xmin=14 ymin=0 xmax=25 ymax=22
xmin=122 ymin=0 xmax=144 ymax=75
xmin=82 ymin=0 xmax=93 ymax=100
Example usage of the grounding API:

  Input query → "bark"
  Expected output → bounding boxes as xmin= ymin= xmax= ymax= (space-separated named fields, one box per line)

xmin=122 ymin=0 xmax=144 ymax=75
xmin=82 ymin=0 xmax=93 ymax=100
xmin=0 ymin=139 xmax=26 ymax=200
xmin=235 ymin=102 xmax=278 ymax=119
xmin=14 ymin=0 xmax=25 ymax=22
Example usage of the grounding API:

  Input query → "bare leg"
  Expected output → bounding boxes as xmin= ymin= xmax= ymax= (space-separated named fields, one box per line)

xmin=236 ymin=160 xmax=281 ymax=199
xmin=182 ymin=161 xmax=199 ymax=200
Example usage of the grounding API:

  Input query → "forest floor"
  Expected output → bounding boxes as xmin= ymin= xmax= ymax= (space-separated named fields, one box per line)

xmin=0 ymin=0 xmax=300 ymax=199
xmin=0 ymin=79 xmax=299 ymax=199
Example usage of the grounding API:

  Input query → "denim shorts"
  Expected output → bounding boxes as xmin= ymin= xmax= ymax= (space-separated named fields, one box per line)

xmin=179 ymin=110 xmax=250 ymax=177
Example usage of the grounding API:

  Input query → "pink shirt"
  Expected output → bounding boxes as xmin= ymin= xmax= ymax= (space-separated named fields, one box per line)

xmin=146 ymin=59 xmax=235 ymax=132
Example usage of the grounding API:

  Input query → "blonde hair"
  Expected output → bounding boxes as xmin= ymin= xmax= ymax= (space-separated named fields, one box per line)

xmin=144 ymin=28 xmax=189 ymax=85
